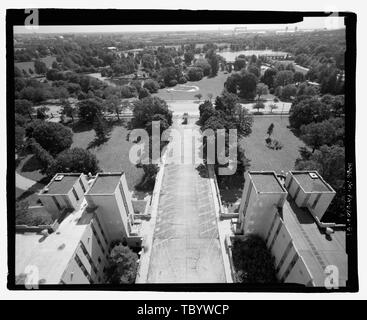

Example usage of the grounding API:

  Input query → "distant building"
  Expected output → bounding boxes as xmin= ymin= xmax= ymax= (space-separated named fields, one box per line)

xmin=16 ymin=172 xmax=145 ymax=284
xmin=235 ymin=171 xmax=347 ymax=287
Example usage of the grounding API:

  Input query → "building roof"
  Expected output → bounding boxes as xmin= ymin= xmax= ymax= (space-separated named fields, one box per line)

xmin=292 ymin=172 xmax=334 ymax=193
xmin=87 ymin=173 xmax=122 ymax=194
xmin=15 ymin=199 xmax=91 ymax=284
xmin=250 ymin=171 xmax=286 ymax=193
xmin=41 ymin=173 xmax=81 ymax=195
xmin=282 ymin=198 xmax=347 ymax=286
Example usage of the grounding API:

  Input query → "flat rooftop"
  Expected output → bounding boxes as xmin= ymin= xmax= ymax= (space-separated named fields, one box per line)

xmin=87 ymin=173 xmax=122 ymax=194
xmin=292 ymin=172 xmax=333 ymax=193
xmin=42 ymin=174 xmax=80 ymax=195
xmin=16 ymin=199 xmax=91 ymax=284
xmin=250 ymin=172 xmax=286 ymax=193
xmin=282 ymin=198 xmax=347 ymax=286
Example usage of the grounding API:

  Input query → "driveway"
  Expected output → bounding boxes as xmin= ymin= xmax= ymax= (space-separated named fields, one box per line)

xmin=146 ymin=118 xmax=226 ymax=283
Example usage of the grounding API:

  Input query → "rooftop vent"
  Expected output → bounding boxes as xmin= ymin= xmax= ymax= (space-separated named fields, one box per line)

xmin=309 ymin=172 xmax=318 ymax=179
xmin=55 ymin=175 xmax=64 ymax=181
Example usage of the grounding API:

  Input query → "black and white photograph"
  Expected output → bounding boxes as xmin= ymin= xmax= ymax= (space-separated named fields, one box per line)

xmin=1 ymin=1 xmax=365 ymax=304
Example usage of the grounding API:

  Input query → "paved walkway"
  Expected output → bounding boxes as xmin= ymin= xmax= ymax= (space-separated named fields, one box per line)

xmin=146 ymin=119 xmax=226 ymax=283
xmin=15 ymin=172 xmax=37 ymax=190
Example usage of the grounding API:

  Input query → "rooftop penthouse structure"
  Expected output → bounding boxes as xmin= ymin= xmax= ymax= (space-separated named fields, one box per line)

xmin=16 ymin=172 xmax=144 ymax=284
xmin=38 ymin=173 xmax=88 ymax=219
xmin=237 ymin=170 xmax=347 ymax=287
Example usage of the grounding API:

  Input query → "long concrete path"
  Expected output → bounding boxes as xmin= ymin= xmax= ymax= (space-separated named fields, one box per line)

xmin=146 ymin=118 xmax=227 ymax=283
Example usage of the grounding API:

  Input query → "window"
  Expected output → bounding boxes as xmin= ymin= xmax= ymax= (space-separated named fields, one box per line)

xmin=91 ymin=223 xmax=106 ymax=255
xmin=52 ymin=196 xmax=62 ymax=210
xmin=98 ymin=257 xmax=102 ymax=264
xmin=72 ymin=187 xmax=79 ymax=201
xmin=79 ymin=178 xmax=86 ymax=193
xmin=74 ymin=254 xmax=93 ymax=284
xmin=79 ymin=241 xmax=98 ymax=275
xmin=311 ymin=194 xmax=322 ymax=209
xmin=94 ymin=215 xmax=109 ymax=246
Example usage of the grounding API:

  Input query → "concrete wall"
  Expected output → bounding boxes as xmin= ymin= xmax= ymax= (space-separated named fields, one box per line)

xmin=307 ymin=192 xmax=335 ymax=220
xmin=85 ymin=193 xmax=129 ymax=242
xmin=39 ymin=174 xmax=87 ymax=217
xmin=61 ymin=220 xmax=109 ymax=284
xmin=262 ymin=208 xmax=314 ymax=286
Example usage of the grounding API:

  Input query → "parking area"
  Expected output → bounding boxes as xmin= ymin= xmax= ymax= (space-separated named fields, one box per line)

xmin=146 ymin=121 xmax=226 ymax=283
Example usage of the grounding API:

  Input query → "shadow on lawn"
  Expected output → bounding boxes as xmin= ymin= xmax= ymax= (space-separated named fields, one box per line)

xmin=21 ymin=155 xmax=43 ymax=173
xmin=16 ymin=177 xmax=50 ymax=202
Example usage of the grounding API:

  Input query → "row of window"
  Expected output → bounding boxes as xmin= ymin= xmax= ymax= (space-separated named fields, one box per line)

xmin=79 ymin=241 xmax=98 ymax=275
xmin=90 ymin=223 xmax=107 ymax=258
xmin=94 ymin=214 xmax=109 ymax=247
xmin=74 ymin=254 xmax=93 ymax=284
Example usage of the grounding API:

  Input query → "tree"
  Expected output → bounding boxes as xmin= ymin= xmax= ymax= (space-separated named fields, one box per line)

xmin=233 ymin=57 xmax=246 ymax=71
xmin=269 ymin=103 xmax=278 ymax=114
xmin=186 ymin=67 xmax=204 ymax=81
xmin=93 ymin=116 xmax=109 ymax=143
xmin=143 ymin=79 xmax=160 ymax=93
xmin=34 ymin=59 xmax=47 ymax=74
xmin=300 ymin=118 xmax=344 ymax=152
xmin=280 ymin=84 xmax=297 ymax=100
xmin=26 ymin=121 xmax=73 ymax=156
xmin=135 ymin=164 xmax=159 ymax=191
xmin=194 ymin=59 xmax=211 ymax=77
xmin=132 ymin=96 xmax=172 ymax=133
xmin=207 ymin=93 xmax=213 ymax=102
xmin=15 ymin=126 xmax=25 ymax=153
xmin=232 ymin=234 xmax=277 ymax=283
xmin=289 ymin=97 xmax=331 ymax=131
xmin=15 ymin=99 xmax=34 ymax=120
xmin=194 ymin=93 xmax=202 ymax=101
xmin=261 ymin=68 xmax=277 ymax=88
xmin=61 ymin=99 xmax=76 ymax=122
xmin=77 ymin=98 xmax=104 ymax=123
xmin=48 ymin=147 xmax=100 ymax=176
xmin=267 ymin=123 xmax=274 ymax=138
xmin=247 ymin=65 xmax=260 ymax=78
xmin=256 ymin=83 xmax=269 ymax=101
xmin=294 ymin=71 xmax=305 ymax=83
xmin=107 ymin=244 xmax=138 ymax=284
xmin=274 ymin=70 xmax=294 ymax=87
xmin=253 ymin=101 xmax=265 ymax=113
xmin=205 ymin=49 xmax=219 ymax=77
xmin=238 ymin=71 xmax=258 ymax=100
xmin=184 ymin=51 xmax=194 ymax=65
xmin=198 ymin=100 xmax=215 ymax=125
xmin=138 ymin=87 xmax=150 ymax=99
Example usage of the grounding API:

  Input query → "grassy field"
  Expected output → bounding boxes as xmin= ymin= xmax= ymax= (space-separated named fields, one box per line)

xmin=241 ymin=115 xmax=305 ymax=173
xmin=72 ymin=124 xmax=145 ymax=194
xmin=154 ymin=70 xmax=229 ymax=101
xmin=220 ymin=115 xmax=305 ymax=207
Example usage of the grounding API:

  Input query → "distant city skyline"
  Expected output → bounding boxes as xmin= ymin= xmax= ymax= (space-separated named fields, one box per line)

xmin=14 ymin=16 xmax=344 ymax=34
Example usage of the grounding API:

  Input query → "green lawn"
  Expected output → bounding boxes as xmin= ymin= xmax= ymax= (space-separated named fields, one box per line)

xmin=241 ymin=115 xmax=305 ymax=173
xmin=72 ymin=124 xmax=146 ymax=195
xmin=16 ymin=154 xmax=46 ymax=182
xmin=220 ymin=115 xmax=305 ymax=206
xmin=153 ymin=70 xmax=230 ymax=101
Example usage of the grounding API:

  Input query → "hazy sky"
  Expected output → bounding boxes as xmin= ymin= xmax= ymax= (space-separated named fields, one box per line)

xmin=14 ymin=16 xmax=345 ymax=34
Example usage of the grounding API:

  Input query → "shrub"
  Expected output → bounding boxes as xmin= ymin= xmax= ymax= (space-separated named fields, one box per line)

xmin=266 ymin=138 xmax=283 ymax=150
xmin=107 ymin=244 xmax=139 ymax=284
xmin=232 ymin=234 xmax=277 ymax=284
xmin=168 ymin=79 xmax=178 ymax=87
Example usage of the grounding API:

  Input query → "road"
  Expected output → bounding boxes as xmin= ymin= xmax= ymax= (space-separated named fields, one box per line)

xmin=146 ymin=117 xmax=226 ymax=283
